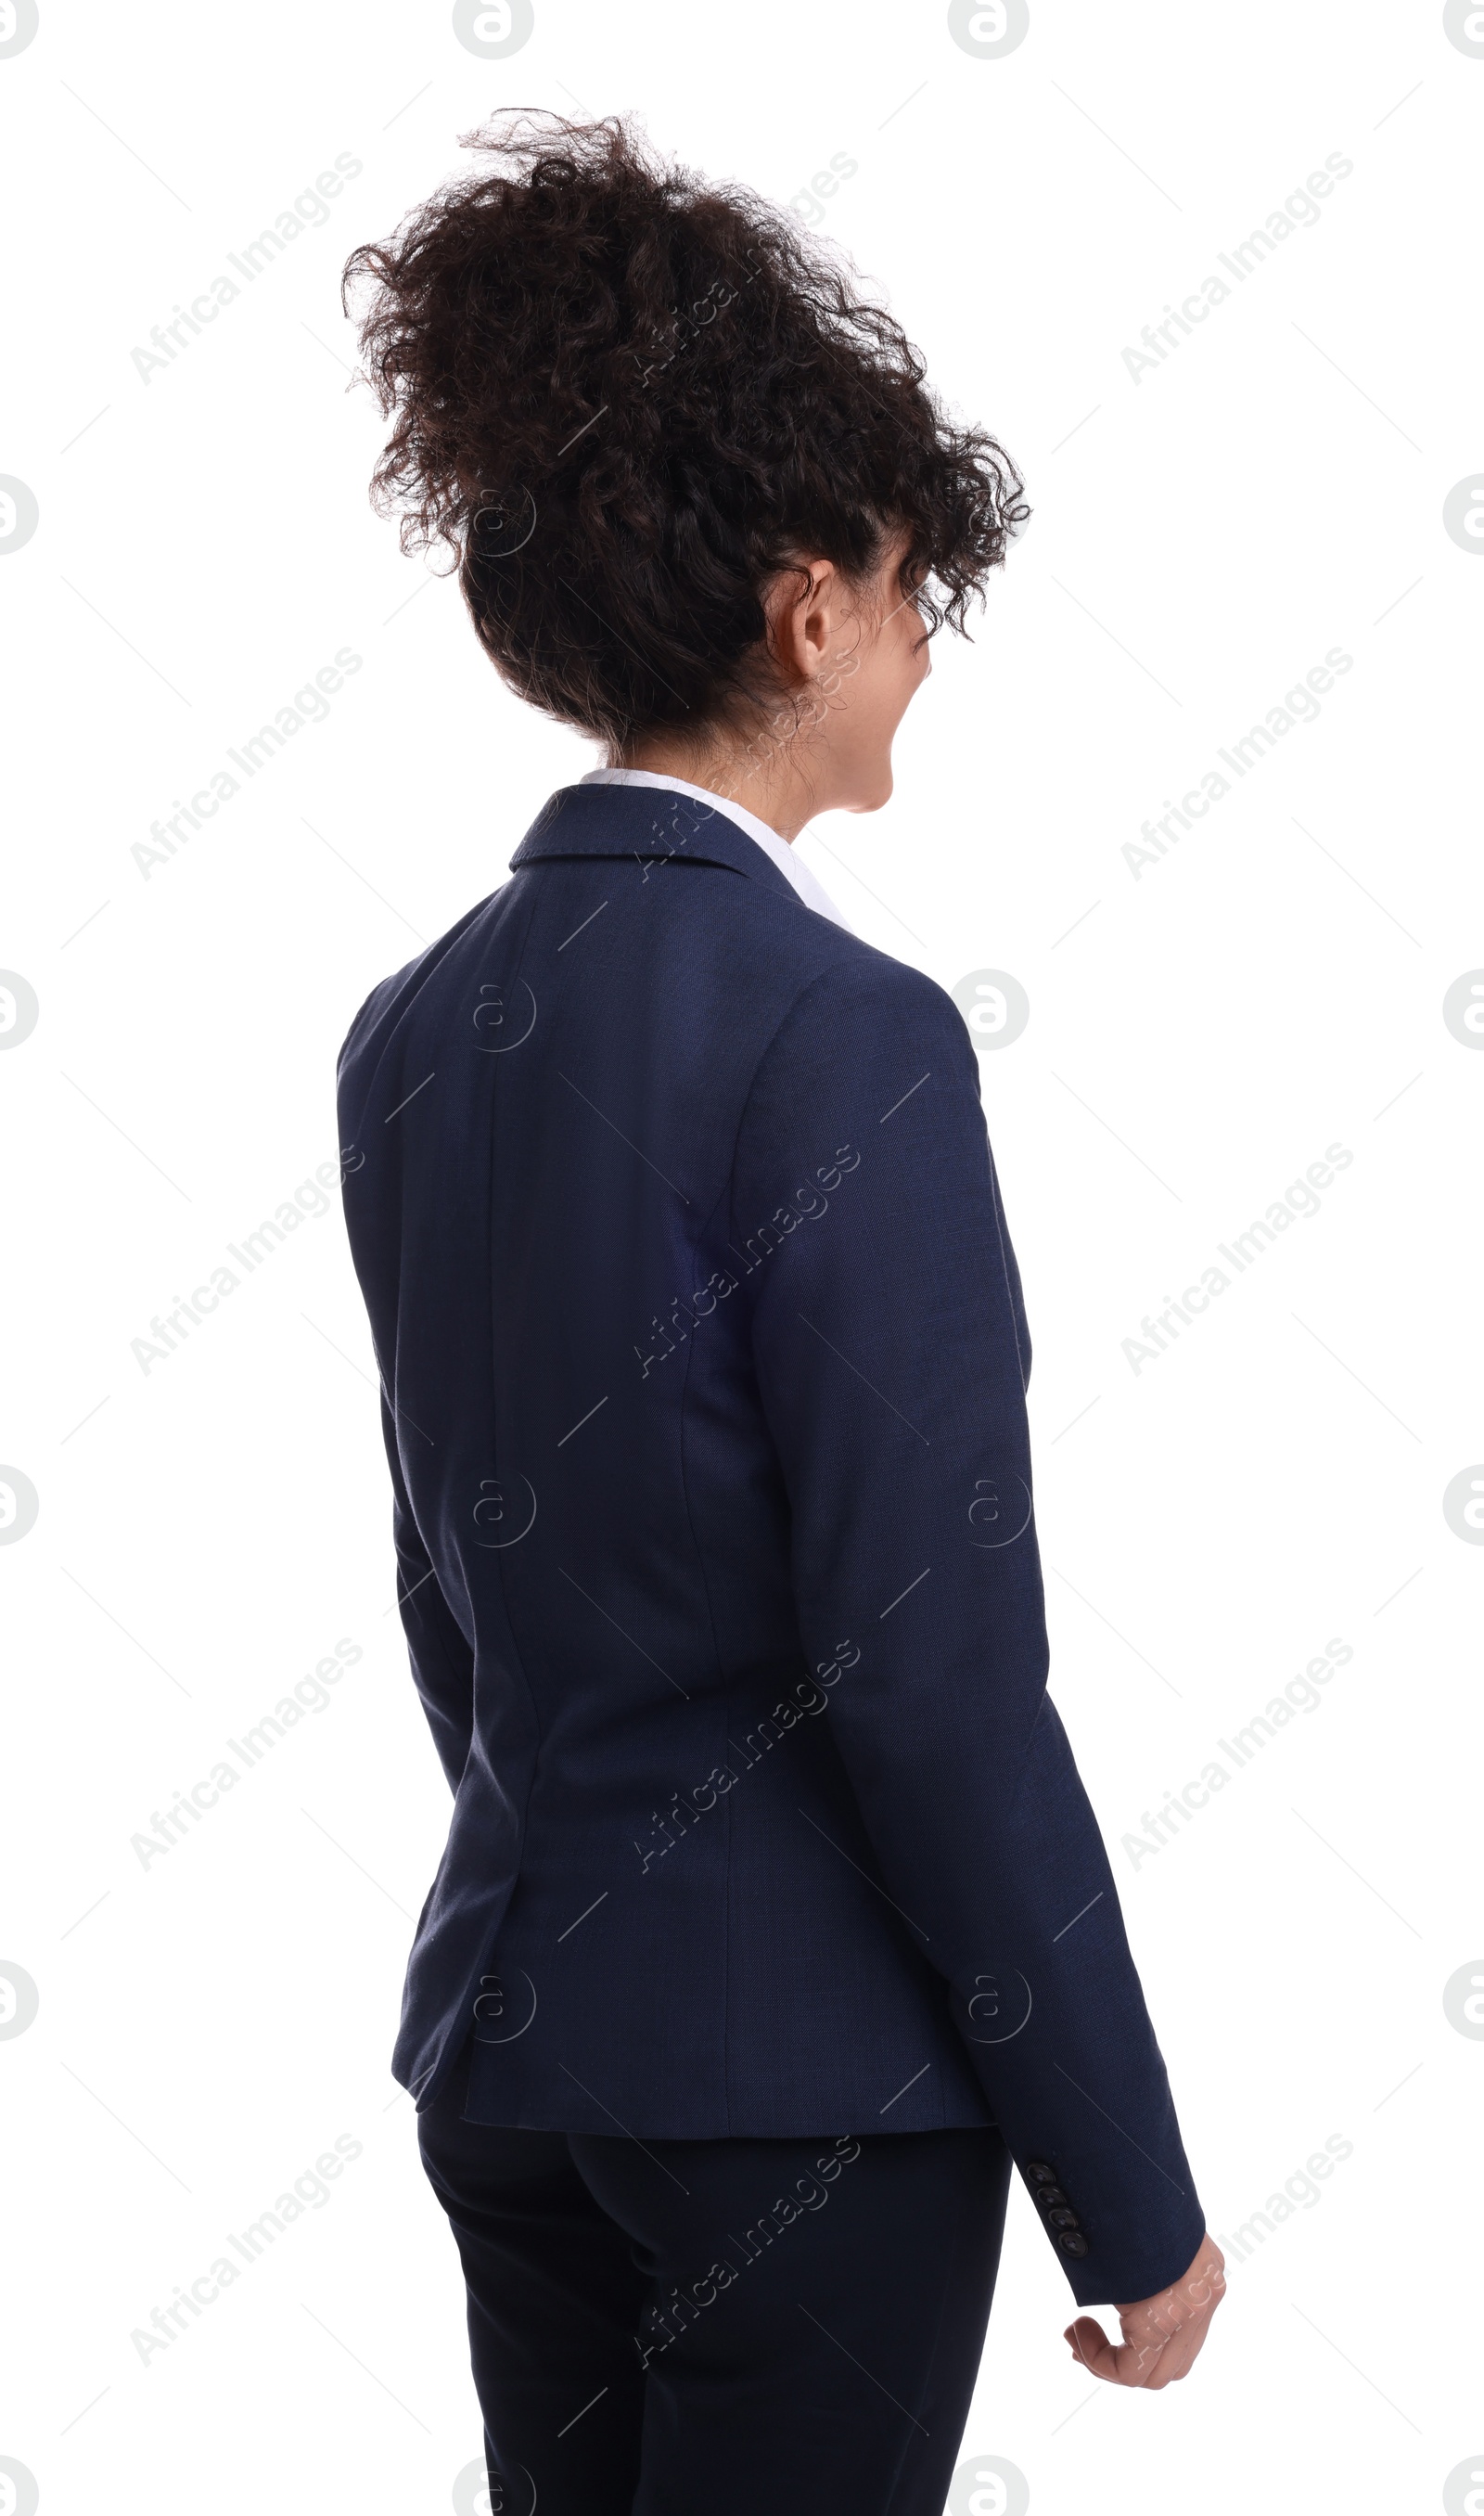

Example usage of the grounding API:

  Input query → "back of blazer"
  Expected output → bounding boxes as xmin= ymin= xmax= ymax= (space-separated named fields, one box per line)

xmin=338 ymin=778 xmax=1204 ymax=2304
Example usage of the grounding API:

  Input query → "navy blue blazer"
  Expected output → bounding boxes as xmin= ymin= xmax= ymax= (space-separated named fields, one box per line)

xmin=337 ymin=778 xmax=1205 ymax=2304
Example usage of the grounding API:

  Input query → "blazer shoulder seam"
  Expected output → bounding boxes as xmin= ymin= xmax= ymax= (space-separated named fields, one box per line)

xmin=728 ymin=945 xmax=913 ymax=1139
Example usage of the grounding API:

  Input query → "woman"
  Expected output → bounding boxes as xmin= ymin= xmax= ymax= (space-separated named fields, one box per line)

xmin=338 ymin=111 xmax=1222 ymax=2516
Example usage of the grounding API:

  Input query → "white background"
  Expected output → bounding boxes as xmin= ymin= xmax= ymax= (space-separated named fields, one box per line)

xmin=2 ymin=2 xmax=1480 ymax=2510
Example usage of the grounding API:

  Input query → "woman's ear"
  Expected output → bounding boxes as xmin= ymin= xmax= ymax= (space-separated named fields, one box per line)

xmin=764 ymin=558 xmax=837 ymax=685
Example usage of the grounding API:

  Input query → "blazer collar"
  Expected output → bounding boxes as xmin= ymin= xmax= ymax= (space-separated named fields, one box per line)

xmin=509 ymin=781 xmax=800 ymax=906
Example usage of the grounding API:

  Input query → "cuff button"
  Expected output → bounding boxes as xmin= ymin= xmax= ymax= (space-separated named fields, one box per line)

xmin=1058 ymin=2230 xmax=1090 ymax=2257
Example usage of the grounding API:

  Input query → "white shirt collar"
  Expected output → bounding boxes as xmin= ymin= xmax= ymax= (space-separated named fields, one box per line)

xmin=578 ymin=767 xmax=853 ymax=933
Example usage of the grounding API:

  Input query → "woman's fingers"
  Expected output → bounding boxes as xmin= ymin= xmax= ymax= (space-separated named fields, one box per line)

xmin=1065 ymin=2315 xmax=1162 ymax=2385
xmin=1064 ymin=2308 xmax=1208 ymax=2389
xmin=1145 ymin=2314 xmax=1212 ymax=2385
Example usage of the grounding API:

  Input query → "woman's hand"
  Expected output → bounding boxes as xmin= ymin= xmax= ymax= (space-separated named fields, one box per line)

xmin=1065 ymin=2235 xmax=1226 ymax=2388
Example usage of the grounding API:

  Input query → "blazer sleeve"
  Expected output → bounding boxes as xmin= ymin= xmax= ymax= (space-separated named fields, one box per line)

xmin=730 ymin=952 xmax=1206 ymax=2307
xmin=377 ymin=1389 xmax=475 ymax=1795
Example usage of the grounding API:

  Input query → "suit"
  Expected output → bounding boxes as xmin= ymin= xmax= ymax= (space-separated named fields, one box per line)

xmin=337 ymin=773 xmax=1204 ymax=2314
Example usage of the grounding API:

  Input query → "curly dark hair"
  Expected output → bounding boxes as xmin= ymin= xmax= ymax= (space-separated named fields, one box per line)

xmin=343 ymin=111 xmax=1027 ymax=751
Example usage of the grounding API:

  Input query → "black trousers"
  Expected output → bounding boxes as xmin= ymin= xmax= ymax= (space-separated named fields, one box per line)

xmin=418 ymin=2047 xmax=1013 ymax=2516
